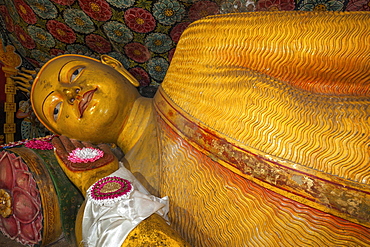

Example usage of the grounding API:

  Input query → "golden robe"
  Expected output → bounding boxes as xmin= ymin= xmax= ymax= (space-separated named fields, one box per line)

xmin=152 ymin=11 xmax=370 ymax=246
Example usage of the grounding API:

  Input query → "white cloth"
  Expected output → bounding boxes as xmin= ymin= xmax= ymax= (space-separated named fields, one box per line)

xmin=82 ymin=163 xmax=169 ymax=247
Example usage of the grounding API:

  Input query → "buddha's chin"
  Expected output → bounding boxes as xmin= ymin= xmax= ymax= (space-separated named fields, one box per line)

xmin=55 ymin=114 xmax=122 ymax=143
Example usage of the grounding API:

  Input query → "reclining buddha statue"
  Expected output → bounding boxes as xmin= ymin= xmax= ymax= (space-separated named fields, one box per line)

xmin=30 ymin=11 xmax=369 ymax=246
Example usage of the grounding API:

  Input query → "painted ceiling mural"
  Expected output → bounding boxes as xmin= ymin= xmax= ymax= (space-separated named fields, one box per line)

xmin=0 ymin=0 xmax=368 ymax=96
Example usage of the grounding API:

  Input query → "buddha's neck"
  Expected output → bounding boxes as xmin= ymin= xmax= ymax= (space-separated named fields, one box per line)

xmin=117 ymin=97 xmax=155 ymax=154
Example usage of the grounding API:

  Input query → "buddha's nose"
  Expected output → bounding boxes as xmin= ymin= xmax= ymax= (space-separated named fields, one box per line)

xmin=63 ymin=87 xmax=81 ymax=104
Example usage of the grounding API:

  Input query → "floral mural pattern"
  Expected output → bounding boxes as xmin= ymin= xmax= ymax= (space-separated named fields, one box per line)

xmin=0 ymin=0 xmax=368 ymax=96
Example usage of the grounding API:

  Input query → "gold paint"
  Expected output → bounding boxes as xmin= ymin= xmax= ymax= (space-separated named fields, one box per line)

xmin=154 ymin=65 xmax=162 ymax=72
xmin=19 ymin=34 xmax=26 ymax=42
xmin=75 ymin=201 xmax=85 ymax=247
xmin=156 ymin=116 xmax=370 ymax=246
xmin=121 ymin=214 xmax=190 ymax=246
xmin=199 ymin=10 xmax=209 ymax=18
xmin=31 ymin=11 xmax=370 ymax=246
xmin=30 ymin=55 xmax=140 ymax=144
xmin=54 ymin=152 xmax=119 ymax=197
xmin=56 ymin=29 xmax=66 ymax=37
xmin=155 ymin=87 xmax=370 ymax=228
xmin=162 ymin=11 xmax=370 ymax=184
xmin=35 ymin=3 xmax=46 ymax=11
xmin=154 ymin=39 xmax=162 ymax=46
xmin=101 ymin=182 xmax=121 ymax=193
xmin=74 ymin=17 xmax=85 ymax=26
xmin=36 ymin=33 xmax=47 ymax=41
xmin=164 ymin=9 xmax=174 ymax=17
xmin=133 ymin=49 xmax=142 ymax=56
xmin=114 ymin=29 xmax=123 ymax=37
xmin=313 ymin=4 xmax=327 ymax=11
xmin=0 ymin=189 xmax=12 ymax=218
xmin=75 ymin=202 xmax=190 ymax=247
xmin=133 ymin=49 xmax=142 ymax=55
xmin=268 ymin=6 xmax=280 ymax=11
xmin=154 ymin=11 xmax=370 ymax=244
xmin=0 ymin=42 xmax=21 ymax=143
xmin=19 ymin=5 xmax=26 ymax=14
xmin=136 ymin=18 xmax=144 ymax=25
xmin=90 ymin=2 xmax=101 ymax=12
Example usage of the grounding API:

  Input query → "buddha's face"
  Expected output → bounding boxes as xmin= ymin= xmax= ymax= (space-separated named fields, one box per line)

xmin=31 ymin=55 xmax=140 ymax=143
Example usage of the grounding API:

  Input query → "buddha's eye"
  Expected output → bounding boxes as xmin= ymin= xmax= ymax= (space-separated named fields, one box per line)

xmin=70 ymin=68 xmax=83 ymax=82
xmin=53 ymin=102 xmax=62 ymax=121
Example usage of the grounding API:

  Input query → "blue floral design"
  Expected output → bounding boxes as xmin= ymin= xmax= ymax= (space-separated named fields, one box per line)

xmin=147 ymin=57 xmax=169 ymax=81
xmin=145 ymin=33 xmax=173 ymax=53
xmin=31 ymin=49 xmax=51 ymax=63
xmin=5 ymin=0 xmax=20 ymax=23
xmin=103 ymin=21 xmax=133 ymax=44
xmin=66 ymin=44 xmax=91 ymax=54
xmin=63 ymin=9 xmax=95 ymax=34
xmin=8 ymin=34 xmax=27 ymax=57
xmin=220 ymin=0 xmax=255 ymax=13
xmin=107 ymin=52 xmax=130 ymax=69
xmin=153 ymin=0 xmax=185 ymax=25
xmin=27 ymin=25 xmax=55 ymax=48
xmin=27 ymin=0 xmax=58 ymax=19
xmin=298 ymin=0 xmax=344 ymax=10
xmin=107 ymin=0 xmax=135 ymax=8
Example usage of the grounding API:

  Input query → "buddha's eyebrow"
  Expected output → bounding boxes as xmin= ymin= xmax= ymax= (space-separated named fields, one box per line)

xmin=42 ymin=90 xmax=54 ymax=120
xmin=58 ymin=60 xmax=76 ymax=82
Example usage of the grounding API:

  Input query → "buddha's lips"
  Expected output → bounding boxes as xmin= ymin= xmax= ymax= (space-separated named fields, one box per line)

xmin=79 ymin=88 xmax=97 ymax=118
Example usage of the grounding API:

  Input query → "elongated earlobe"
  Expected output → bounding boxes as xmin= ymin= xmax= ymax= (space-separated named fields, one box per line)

xmin=100 ymin=55 xmax=140 ymax=87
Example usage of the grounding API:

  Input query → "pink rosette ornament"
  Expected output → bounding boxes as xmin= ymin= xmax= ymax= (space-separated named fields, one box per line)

xmin=87 ymin=176 xmax=134 ymax=205
xmin=0 ymin=151 xmax=43 ymax=246
xmin=67 ymin=147 xmax=104 ymax=163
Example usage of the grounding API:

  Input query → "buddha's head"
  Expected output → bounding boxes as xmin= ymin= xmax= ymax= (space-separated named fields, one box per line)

xmin=31 ymin=54 xmax=141 ymax=144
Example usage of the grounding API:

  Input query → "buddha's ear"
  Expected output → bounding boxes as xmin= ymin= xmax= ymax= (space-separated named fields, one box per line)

xmin=100 ymin=55 xmax=140 ymax=87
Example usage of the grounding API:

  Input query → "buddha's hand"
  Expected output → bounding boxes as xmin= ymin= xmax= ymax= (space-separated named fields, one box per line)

xmin=52 ymin=135 xmax=119 ymax=196
xmin=52 ymin=135 xmax=117 ymax=171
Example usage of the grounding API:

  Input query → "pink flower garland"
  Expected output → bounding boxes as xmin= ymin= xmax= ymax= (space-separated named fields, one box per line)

xmin=25 ymin=139 xmax=54 ymax=150
xmin=0 ymin=135 xmax=55 ymax=150
xmin=67 ymin=147 xmax=104 ymax=163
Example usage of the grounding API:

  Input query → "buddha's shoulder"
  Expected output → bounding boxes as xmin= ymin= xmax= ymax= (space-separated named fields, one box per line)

xmin=156 ymin=11 xmax=370 ymax=184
